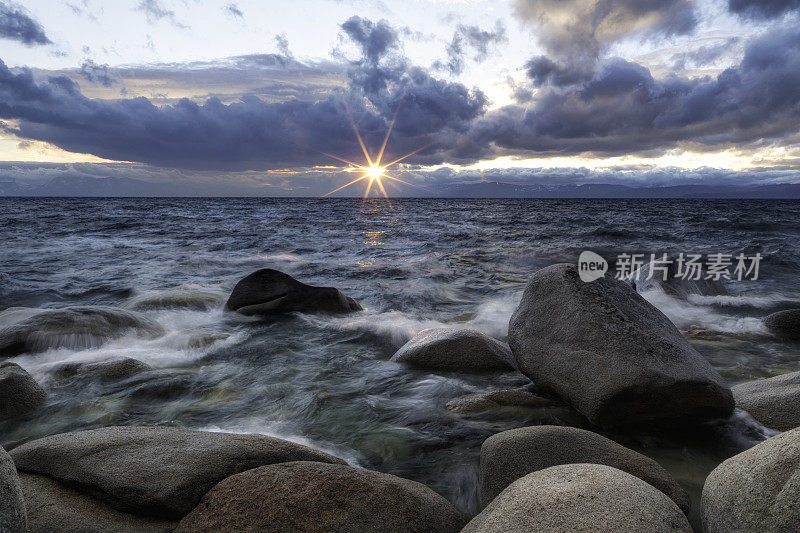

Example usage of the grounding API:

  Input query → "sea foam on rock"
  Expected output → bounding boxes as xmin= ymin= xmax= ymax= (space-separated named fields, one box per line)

xmin=9 ymin=426 xmax=346 ymax=520
xmin=508 ymin=264 xmax=735 ymax=428
xmin=0 ymin=306 xmax=165 ymax=356
xmin=1 ymin=445 xmax=27 ymax=533
xmin=391 ymin=328 xmax=515 ymax=371
xmin=702 ymin=426 xmax=800 ymax=533
xmin=732 ymin=370 xmax=800 ymax=431
xmin=225 ymin=269 xmax=361 ymax=316
xmin=463 ymin=463 xmax=692 ymax=533
xmin=763 ymin=309 xmax=800 ymax=341
xmin=479 ymin=426 xmax=690 ymax=513
xmin=176 ymin=461 xmax=468 ymax=533
xmin=0 ymin=362 xmax=46 ymax=419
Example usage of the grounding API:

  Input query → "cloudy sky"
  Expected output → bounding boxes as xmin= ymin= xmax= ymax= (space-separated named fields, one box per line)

xmin=1 ymin=0 xmax=799 ymax=195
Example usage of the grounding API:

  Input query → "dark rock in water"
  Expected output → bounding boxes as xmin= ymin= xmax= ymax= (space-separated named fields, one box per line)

xmin=53 ymin=357 xmax=153 ymax=383
xmin=633 ymin=260 xmax=727 ymax=300
xmin=128 ymin=289 xmax=224 ymax=310
xmin=702 ymin=427 xmax=800 ymax=533
xmin=0 ymin=362 xmax=46 ymax=419
xmin=479 ymin=426 xmax=690 ymax=513
xmin=733 ymin=371 xmax=800 ymax=431
xmin=224 ymin=269 xmax=361 ymax=317
xmin=10 ymin=426 xmax=346 ymax=519
xmin=463 ymin=464 xmax=691 ymax=533
xmin=763 ymin=309 xmax=800 ymax=341
xmin=1 ymin=445 xmax=27 ymax=533
xmin=446 ymin=389 xmax=562 ymax=414
xmin=19 ymin=473 xmax=176 ymax=533
xmin=508 ymin=264 xmax=734 ymax=428
xmin=391 ymin=328 xmax=515 ymax=371
xmin=176 ymin=461 xmax=468 ymax=533
xmin=0 ymin=306 xmax=165 ymax=356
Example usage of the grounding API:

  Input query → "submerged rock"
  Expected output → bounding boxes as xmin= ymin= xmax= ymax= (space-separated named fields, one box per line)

xmin=733 ymin=370 xmax=800 ymax=431
xmin=479 ymin=426 xmax=690 ymax=513
xmin=508 ymin=264 xmax=734 ymax=428
xmin=1 ymin=445 xmax=27 ymax=533
xmin=53 ymin=357 xmax=153 ymax=383
xmin=391 ymin=328 xmax=515 ymax=371
xmin=763 ymin=309 xmax=800 ymax=341
xmin=0 ymin=362 xmax=46 ymax=418
xmin=0 ymin=306 xmax=165 ymax=356
xmin=19 ymin=473 xmax=176 ymax=533
xmin=446 ymin=389 xmax=562 ymax=414
xmin=225 ymin=269 xmax=361 ymax=317
xmin=10 ymin=426 xmax=346 ymax=519
xmin=702 ymin=427 xmax=800 ymax=533
xmin=633 ymin=260 xmax=727 ymax=300
xmin=128 ymin=288 xmax=224 ymax=310
xmin=463 ymin=464 xmax=691 ymax=533
xmin=177 ymin=461 xmax=467 ymax=533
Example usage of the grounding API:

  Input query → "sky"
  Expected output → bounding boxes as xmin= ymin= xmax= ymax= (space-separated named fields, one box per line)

xmin=1 ymin=0 xmax=799 ymax=196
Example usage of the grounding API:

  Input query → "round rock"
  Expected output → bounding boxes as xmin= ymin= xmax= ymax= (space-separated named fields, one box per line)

xmin=391 ymin=328 xmax=515 ymax=371
xmin=177 ymin=461 xmax=467 ymax=533
xmin=52 ymin=357 xmax=153 ymax=383
xmin=464 ymin=463 xmax=691 ymax=533
xmin=10 ymin=426 xmax=346 ymax=519
xmin=764 ymin=309 xmax=800 ymax=341
xmin=0 ymin=362 xmax=47 ymax=419
xmin=702 ymin=427 xmax=800 ymax=533
xmin=732 ymin=370 xmax=800 ymax=431
xmin=479 ymin=425 xmax=689 ymax=513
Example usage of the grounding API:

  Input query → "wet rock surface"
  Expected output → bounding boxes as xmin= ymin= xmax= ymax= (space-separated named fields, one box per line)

xmin=392 ymin=328 xmax=515 ymax=371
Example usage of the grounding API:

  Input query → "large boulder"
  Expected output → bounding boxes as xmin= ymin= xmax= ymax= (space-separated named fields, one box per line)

xmin=764 ymin=309 xmax=800 ymax=341
xmin=732 ymin=371 xmax=800 ymax=431
xmin=53 ymin=357 xmax=153 ymax=383
xmin=508 ymin=264 xmax=734 ymax=428
xmin=391 ymin=328 xmax=515 ymax=371
xmin=224 ymin=269 xmax=361 ymax=316
xmin=463 ymin=463 xmax=691 ymax=533
xmin=702 ymin=427 xmax=800 ymax=533
xmin=479 ymin=426 xmax=690 ymax=513
xmin=10 ymin=426 xmax=346 ymax=519
xmin=0 ymin=306 xmax=165 ymax=356
xmin=1 ymin=445 xmax=27 ymax=533
xmin=0 ymin=362 xmax=47 ymax=418
xmin=177 ymin=461 xmax=467 ymax=533
xmin=19 ymin=473 xmax=176 ymax=533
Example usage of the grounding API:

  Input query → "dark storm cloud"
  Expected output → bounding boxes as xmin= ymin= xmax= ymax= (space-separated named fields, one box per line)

xmin=0 ymin=1 xmax=51 ymax=45
xmin=437 ymin=22 xmax=507 ymax=75
xmin=728 ymin=0 xmax=800 ymax=19
xmin=78 ymin=59 xmax=116 ymax=87
xmin=514 ymin=0 xmax=697 ymax=86
xmin=224 ymin=3 xmax=243 ymax=18
xmin=0 ymin=17 xmax=485 ymax=170
xmin=465 ymin=27 xmax=800 ymax=158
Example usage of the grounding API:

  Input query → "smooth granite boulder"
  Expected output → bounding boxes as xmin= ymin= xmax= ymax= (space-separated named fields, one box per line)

xmin=479 ymin=426 xmax=690 ymax=513
xmin=52 ymin=357 xmax=153 ymax=383
xmin=19 ymin=473 xmax=176 ymax=533
xmin=10 ymin=426 xmax=346 ymax=519
xmin=733 ymin=371 xmax=800 ymax=431
xmin=508 ymin=264 xmax=734 ymax=428
xmin=177 ymin=461 xmax=467 ymax=533
xmin=0 ymin=306 xmax=165 ymax=356
xmin=225 ymin=269 xmax=361 ymax=316
xmin=463 ymin=464 xmax=691 ymax=533
xmin=764 ymin=309 xmax=800 ymax=341
xmin=702 ymin=427 xmax=800 ymax=533
xmin=446 ymin=389 xmax=562 ymax=414
xmin=391 ymin=328 xmax=515 ymax=371
xmin=0 ymin=362 xmax=47 ymax=418
xmin=1 ymin=445 xmax=27 ymax=533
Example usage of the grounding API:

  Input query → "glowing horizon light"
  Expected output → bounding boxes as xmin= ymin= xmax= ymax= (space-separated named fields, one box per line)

xmin=319 ymin=102 xmax=428 ymax=201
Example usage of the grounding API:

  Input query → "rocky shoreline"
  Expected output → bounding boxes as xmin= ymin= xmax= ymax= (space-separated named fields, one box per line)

xmin=2 ymin=265 xmax=800 ymax=532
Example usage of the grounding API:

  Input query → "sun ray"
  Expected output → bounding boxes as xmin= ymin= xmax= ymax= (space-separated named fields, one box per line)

xmin=321 ymin=174 xmax=369 ymax=197
xmin=343 ymin=104 xmax=373 ymax=167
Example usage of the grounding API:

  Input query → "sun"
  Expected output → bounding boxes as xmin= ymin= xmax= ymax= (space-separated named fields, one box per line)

xmin=318 ymin=102 xmax=428 ymax=201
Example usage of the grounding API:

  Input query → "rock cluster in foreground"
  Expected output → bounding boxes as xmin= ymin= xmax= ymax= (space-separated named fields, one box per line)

xmin=508 ymin=263 xmax=734 ymax=428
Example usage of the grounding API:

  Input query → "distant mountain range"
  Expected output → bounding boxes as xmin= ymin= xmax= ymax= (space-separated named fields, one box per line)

xmin=2 ymin=176 xmax=800 ymax=199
